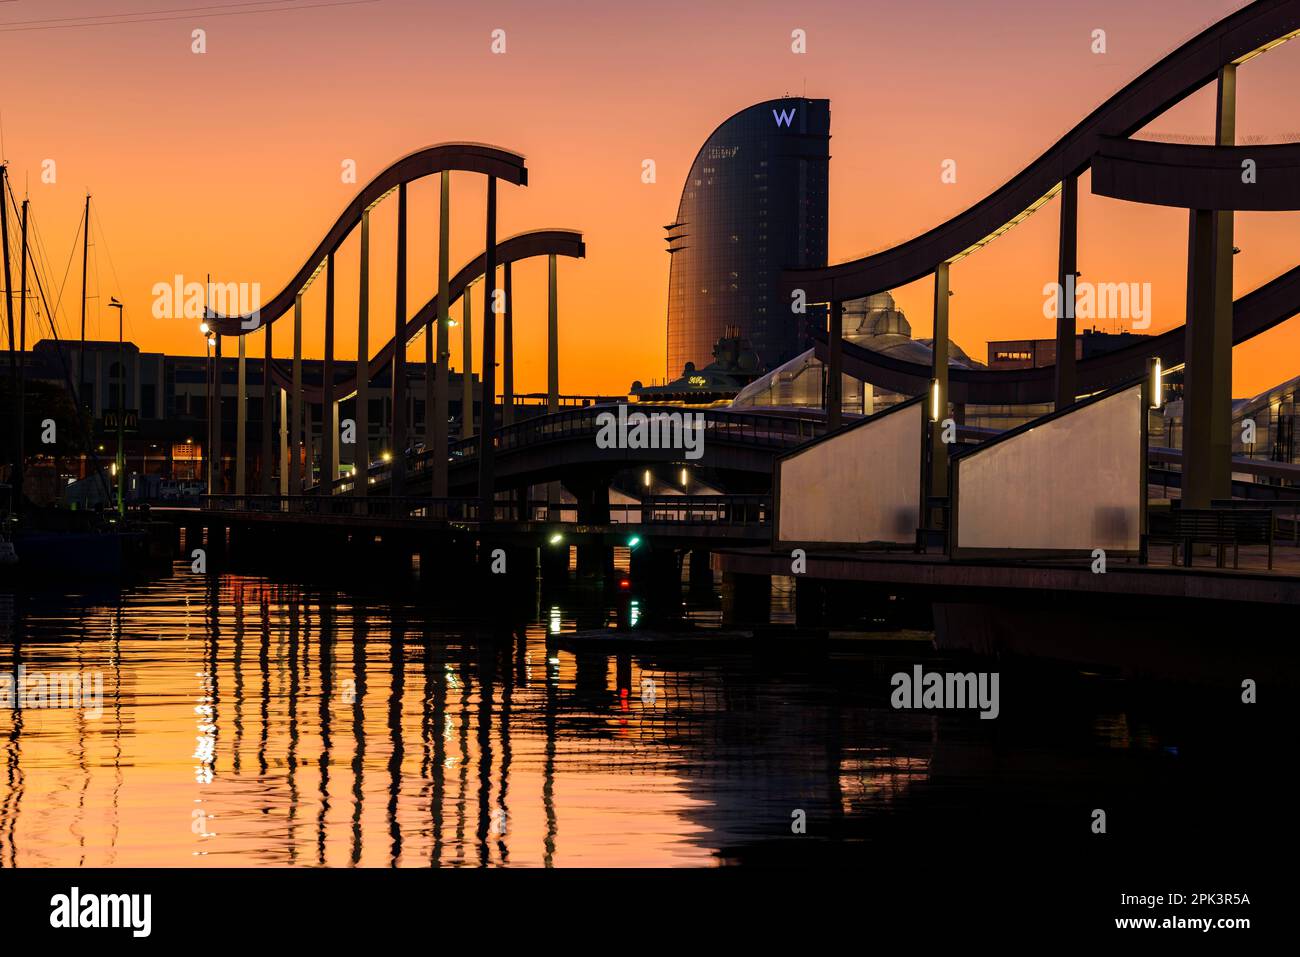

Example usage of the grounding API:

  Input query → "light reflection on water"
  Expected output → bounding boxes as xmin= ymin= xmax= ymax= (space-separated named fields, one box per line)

xmin=0 ymin=569 xmax=1266 ymax=869
xmin=0 ymin=571 xmax=881 ymax=867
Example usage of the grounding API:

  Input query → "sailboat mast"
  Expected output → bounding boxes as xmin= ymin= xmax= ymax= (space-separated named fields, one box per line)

xmin=16 ymin=195 xmax=27 ymax=515
xmin=79 ymin=192 xmax=89 ymax=413
xmin=1 ymin=165 xmax=17 ymax=514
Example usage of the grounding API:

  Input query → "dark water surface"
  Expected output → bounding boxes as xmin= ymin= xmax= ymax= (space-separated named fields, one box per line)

xmin=0 ymin=565 xmax=1288 ymax=870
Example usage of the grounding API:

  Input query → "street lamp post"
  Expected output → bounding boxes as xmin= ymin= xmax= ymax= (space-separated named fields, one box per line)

xmin=109 ymin=297 xmax=125 ymax=517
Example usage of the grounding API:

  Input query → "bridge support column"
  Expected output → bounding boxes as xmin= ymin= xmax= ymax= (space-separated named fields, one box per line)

xmin=290 ymin=295 xmax=303 ymax=494
xmin=204 ymin=338 xmax=214 ymax=493
xmin=212 ymin=335 xmax=223 ymax=493
xmin=461 ymin=288 xmax=473 ymax=439
xmin=501 ymin=542 xmax=537 ymax=593
xmin=721 ymin=571 xmax=769 ymax=626
xmin=567 ymin=474 xmax=610 ymax=524
xmin=795 ymin=577 xmax=826 ymax=628
xmin=322 ymin=253 xmax=336 ymax=493
xmin=926 ymin=263 xmax=951 ymax=516
xmin=566 ymin=472 xmax=611 ymax=580
xmin=1055 ymin=172 xmax=1079 ymax=410
xmin=576 ymin=544 xmax=613 ymax=580
xmin=540 ymin=540 xmax=569 ymax=588
xmin=206 ymin=521 xmax=226 ymax=563
xmin=356 ymin=209 xmax=370 ymax=497
xmin=391 ymin=184 xmax=409 ymax=496
xmin=331 ymin=401 xmax=340 ymax=492
xmin=630 ymin=546 xmax=680 ymax=610
xmin=827 ymin=298 xmax=843 ymax=429
xmin=548 ymin=254 xmax=559 ymax=413
xmin=261 ymin=321 xmax=274 ymax=494
xmin=503 ymin=261 xmax=514 ymax=426
xmin=546 ymin=254 xmax=562 ymax=515
xmin=433 ymin=172 xmax=451 ymax=498
xmin=479 ymin=176 xmax=498 ymax=524
xmin=278 ymin=389 xmax=289 ymax=496
xmin=1183 ymin=65 xmax=1236 ymax=508
xmin=420 ymin=536 xmax=476 ymax=592
xmin=688 ymin=548 xmax=713 ymax=593
xmin=305 ymin=401 xmax=316 ymax=487
xmin=236 ymin=331 xmax=247 ymax=495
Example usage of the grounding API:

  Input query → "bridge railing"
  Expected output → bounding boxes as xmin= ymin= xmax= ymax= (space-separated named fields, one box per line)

xmin=203 ymin=495 xmax=481 ymax=522
xmin=333 ymin=407 xmax=828 ymax=491
xmin=636 ymin=494 xmax=770 ymax=525
xmin=405 ymin=405 xmax=827 ymax=472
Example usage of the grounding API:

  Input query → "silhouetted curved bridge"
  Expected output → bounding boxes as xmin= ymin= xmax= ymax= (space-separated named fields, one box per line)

xmin=204 ymin=143 xmax=528 ymax=337
xmin=358 ymin=405 xmax=829 ymax=492
xmin=782 ymin=0 xmax=1300 ymax=302
xmin=274 ymin=228 xmax=585 ymax=403
xmin=782 ymin=0 xmax=1300 ymax=510
xmin=812 ymin=258 xmax=1300 ymax=405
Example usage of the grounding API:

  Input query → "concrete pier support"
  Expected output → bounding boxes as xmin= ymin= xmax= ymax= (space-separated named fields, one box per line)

xmin=630 ymin=547 xmax=680 ymax=607
xmin=433 ymin=172 xmax=451 ymax=498
xmin=568 ymin=474 xmax=610 ymax=524
xmin=721 ymin=572 xmax=770 ymax=626
xmin=576 ymin=545 xmax=613 ymax=580
xmin=795 ymin=576 xmax=826 ymax=627
xmin=688 ymin=548 xmax=713 ymax=593
xmin=501 ymin=543 xmax=537 ymax=592
xmin=1055 ymin=173 xmax=1079 ymax=410
xmin=235 ymin=332 xmax=247 ymax=495
xmin=540 ymin=542 xmax=569 ymax=588
xmin=419 ymin=537 xmax=477 ymax=592
xmin=356 ymin=209 xmax=370 ymax=497
xmin=1183 ymin=65 xmax=1236 ymax=508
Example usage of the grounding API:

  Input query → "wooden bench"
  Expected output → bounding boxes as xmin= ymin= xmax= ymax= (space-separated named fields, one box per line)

xmin=1148 ymin=507 xmax=1273 ymax=569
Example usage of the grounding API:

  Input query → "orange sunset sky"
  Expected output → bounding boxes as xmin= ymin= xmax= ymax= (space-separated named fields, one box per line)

xmin=1 ymin=0 xmax=1297 ymax=397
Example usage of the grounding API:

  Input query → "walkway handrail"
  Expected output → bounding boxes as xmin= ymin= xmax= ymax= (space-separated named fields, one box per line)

xmin=203 ymin=494 xmax=481 ymax=522
xmin=410 ymin=404 xmax=829 ymax=470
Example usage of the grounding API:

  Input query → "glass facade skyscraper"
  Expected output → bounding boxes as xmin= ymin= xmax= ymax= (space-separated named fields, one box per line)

xmin=665 ymin=97 xmax=830 ymax=376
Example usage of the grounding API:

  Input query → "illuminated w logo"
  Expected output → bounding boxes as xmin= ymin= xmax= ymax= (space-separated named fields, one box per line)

xmin=772 ymin=107 xmax=796 ymax=127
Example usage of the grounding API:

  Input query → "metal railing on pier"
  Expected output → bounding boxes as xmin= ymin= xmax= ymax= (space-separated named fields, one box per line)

xmin=203 ymin=494 xmax=481 ymax=522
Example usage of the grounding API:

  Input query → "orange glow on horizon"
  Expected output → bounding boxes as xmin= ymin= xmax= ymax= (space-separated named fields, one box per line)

xmin=2 ymin=0 xmax=1297 ymax=399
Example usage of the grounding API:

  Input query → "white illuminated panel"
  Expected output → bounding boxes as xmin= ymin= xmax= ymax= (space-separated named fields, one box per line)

xmin=954 ymin=384 xmax=1143 ymax=555
xmin=777 ymin=401 xmax=922 ymax=545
